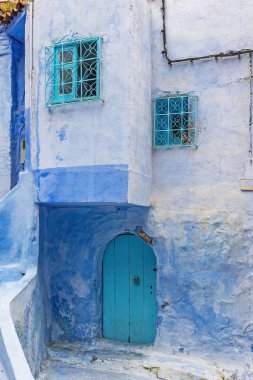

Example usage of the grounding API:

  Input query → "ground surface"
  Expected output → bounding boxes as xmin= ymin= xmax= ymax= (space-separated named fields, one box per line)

xmin=37 ymin=340 xmax=253 ymax=380
xmin=0 ymin=264 xmax=23 ymax=380
xmin=0 ymin=360 xmax=7 ymax=380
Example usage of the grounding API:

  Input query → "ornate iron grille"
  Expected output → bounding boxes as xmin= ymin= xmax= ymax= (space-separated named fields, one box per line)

xmin=154 ymin=95 xmax=198 ymax=148
xmin=45 ymin=36 xmax=101 ymax=107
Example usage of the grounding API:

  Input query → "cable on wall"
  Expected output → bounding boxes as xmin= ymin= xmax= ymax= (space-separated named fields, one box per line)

xmin=249 ymin=54 xmax=253 ymax=160
xmin=161 ymin=0 xmax=253 ymax=66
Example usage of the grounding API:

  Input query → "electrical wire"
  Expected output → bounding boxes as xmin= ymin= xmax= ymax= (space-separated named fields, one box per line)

xmin=161 ymin=0 xmax=253 ymax=65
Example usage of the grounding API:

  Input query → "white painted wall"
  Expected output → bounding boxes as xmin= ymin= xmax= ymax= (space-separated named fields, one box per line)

xmin=0 ymin=28 xmax=11 ymax=200
xmin=31 ymin=0 xmax=152 ymax=205
xmin=151 ymin=0 xmax=253 ymax=214
xmin=33 ymin=0 xmax=130 ymax=169
xmin=128 ymin=0 xmax=152 ymax=205
xmin=149 ymin=0 xmax=253 ymax=357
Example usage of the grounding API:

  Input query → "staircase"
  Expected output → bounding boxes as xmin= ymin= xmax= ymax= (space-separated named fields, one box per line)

xmin=38 ymin=340 xmax=228 ymax=380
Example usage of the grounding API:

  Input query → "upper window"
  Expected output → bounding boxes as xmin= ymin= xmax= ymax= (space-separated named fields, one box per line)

xmin=154 ymin=95 xmax=198 ymax=148
xmin=45 ymin=37 xmax=101 ymax=106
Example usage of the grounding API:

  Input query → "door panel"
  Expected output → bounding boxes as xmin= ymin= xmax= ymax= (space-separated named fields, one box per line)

xmin=103 ymin=234 xmax=157 ymax=344
xmin=114 ymin=235 xmax=130 ymax=342
xmin=143 ymin=244 xmax=157 ymax=343
xmin=129 ymin=235 xmax=144 ymax=343
xmin=103 ymin=239 xmax=116 ymax=341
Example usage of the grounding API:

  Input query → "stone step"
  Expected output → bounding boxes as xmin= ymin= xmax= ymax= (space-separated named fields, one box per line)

xmin=38 ymin=340 xmax=224 ymax=380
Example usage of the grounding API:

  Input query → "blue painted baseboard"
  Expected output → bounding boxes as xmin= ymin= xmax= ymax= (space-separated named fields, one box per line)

xmin=34 ymin=165 xmax=129 ymax=204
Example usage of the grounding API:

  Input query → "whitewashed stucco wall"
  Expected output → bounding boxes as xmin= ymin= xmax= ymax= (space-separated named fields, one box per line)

xmin=0 ymin=28 xmax=11 ymax=200
xmin=32 ymin=1 xmax=128 ymax=170
xmin=128 ymin=0 xmax=152 ymax=205
xmin=31 ymin=0 xmax=152 ymax=205
xmin=148 ymin=0 xmax=253 ymax=359
xmin=32 ymin=0 xmax=150 ymax=170
xmin=151 ymin=0 xmax=253 ymax=211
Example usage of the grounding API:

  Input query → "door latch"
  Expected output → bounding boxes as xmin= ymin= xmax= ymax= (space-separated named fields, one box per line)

xmin=133 ymin=276 xmax=141 ymax=286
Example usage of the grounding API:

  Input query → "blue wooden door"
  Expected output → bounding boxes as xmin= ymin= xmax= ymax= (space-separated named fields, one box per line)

xmin=103 ymin=234 xmax=157 ymax=344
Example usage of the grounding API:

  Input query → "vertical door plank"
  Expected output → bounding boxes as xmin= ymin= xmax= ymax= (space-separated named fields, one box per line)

xmin=103 ymin=239 xmax=116 ymax=340
xmin=103 ymin=234 xmax=157 ymax=344
xmin=114 ymin=235 xmax=130 ymax=342
xmin=143 ymin=243 xmax=157 ymax=344
xmin=129 ymin=236 xmax=145 ymax=343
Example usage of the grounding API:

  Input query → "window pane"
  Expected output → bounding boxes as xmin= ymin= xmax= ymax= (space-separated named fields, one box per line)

xmin=156 ymin=99 xmax=168 ymax=115
xmin=81 ymin=41 xmax=98 ymax=60
xmin=77 ymin=41 xmax=99 ymax=99
xmin=59 ymin=68 xmax=73 ymax=94
xmin=182 ymin=96 xmax=189 ymax=113
xmin=59 ymin=49 xmax=73 ymax=64
xmin=170 ymin=114 xmax=181 ymax=131
xmin=156 ymin=115 xmax=168 ymax=131
xmin=169 ymin=97 xmax=181 ymax=113
xmin=79 ymin=79 xmax=97 ymax=98
xmin=155 ymin=131 xmax=168 ymax=146
xmin=81 ymin=60 xmax=97 ymax=81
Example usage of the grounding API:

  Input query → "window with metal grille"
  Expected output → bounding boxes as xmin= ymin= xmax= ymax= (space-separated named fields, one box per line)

xmin=154 ymin=95 xmax=198 ymax=148
xmin=45 ymin=37 xmax=101 ymax=107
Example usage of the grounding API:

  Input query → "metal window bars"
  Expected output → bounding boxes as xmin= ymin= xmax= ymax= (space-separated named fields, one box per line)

xmin=45 ymin=36 xmax=101 ymax=107
xmin=154 ymin=95 xmax=198 ymax=148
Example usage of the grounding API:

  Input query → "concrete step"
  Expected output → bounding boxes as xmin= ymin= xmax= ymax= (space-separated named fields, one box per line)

xmin=38 ymin=340 xmax=228 ymax=380
xmin=0 ymin=359 xmax=7 ymax=380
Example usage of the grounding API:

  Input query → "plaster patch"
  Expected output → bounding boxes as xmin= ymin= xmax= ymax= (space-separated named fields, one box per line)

xmin=56 ymin=125 xmax=68 ymax=142
xmin=69 ymin=274 xmax=89 ymax=299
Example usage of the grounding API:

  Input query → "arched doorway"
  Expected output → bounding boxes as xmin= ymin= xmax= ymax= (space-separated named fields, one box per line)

xmin=103 ymin=234 xmax=157 ymax=344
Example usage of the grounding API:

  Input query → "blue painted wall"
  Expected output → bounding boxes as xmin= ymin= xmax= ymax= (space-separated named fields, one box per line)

xmin=35 ymin=165 xmax=129 ymax=204
xmin=39 ymin=204 xmax=253 ymax=359
xmin=10 ymin=275 xmax=47 ymax=378
xmin=31 ymin=0 xmax=152 ymax=206
xmin=0 ymin=172 xmax=41 ymax=378
xmin=0 ymin=26 xmax=12 ymax=199
xmin=0 ymin=173 xmax=37 ymax=268
xmin=9 ymin=14 xmax=25 ymax=188
xmin=39 ymin=205 xmax=150 ymax=343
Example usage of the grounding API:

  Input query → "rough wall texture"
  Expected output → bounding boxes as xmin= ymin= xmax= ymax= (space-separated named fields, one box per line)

xmin=10 ymin=275 xmax=47 ymax=378
xmin=0 ymin=172 xmax=40 ymax=379
xmin=0 ymin=27 xmax=11 ymax=199
xmin=32 ymin=0 xmax=152 ymax=205
xmin=35 ymin=0 xmax=253 ymax=367
xmin=0 ymin=173 xmax=37 ymax=268
xmin=39 ymin=205 xmax=151 ymax=343
xmin=39 ymin=205 xmax=253 ymax=363
xmin=150 ymin=0 xmax=253 ymax=359
xmin=10 ymin=39 xmax=25 ymax=188
xmin=1 ymin=0 xmax=253 ymax=377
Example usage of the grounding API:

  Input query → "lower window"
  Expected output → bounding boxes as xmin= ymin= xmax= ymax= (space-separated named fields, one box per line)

xmin=154 ymin=95 xmax=198 ymax=148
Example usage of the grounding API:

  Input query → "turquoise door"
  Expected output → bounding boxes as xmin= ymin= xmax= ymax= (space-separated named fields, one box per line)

xmin=103 ymin=234 xmax=157 ymax=344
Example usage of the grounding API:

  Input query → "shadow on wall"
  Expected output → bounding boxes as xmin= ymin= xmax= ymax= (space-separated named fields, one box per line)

xmin=10 ymin=274 xmax=47 ymax=378
xmin=0 ymin=173 xmax=36 ymax=269
xmin=39 ymin=204 xmax=152 ymax=344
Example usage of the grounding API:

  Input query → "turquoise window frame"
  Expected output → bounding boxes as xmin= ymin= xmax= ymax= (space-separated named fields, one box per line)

xmin=45 ymin=36 xmax=101 ymax=107
xmin=154 ymin=95 xmax=198 ymax=148
xmin=53 ymin=44 xmax=78 ymax=104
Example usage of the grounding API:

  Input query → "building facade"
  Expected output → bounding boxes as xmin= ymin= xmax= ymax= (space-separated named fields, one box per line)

xmin=0 ymin=0 xmax=253 ymax=379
